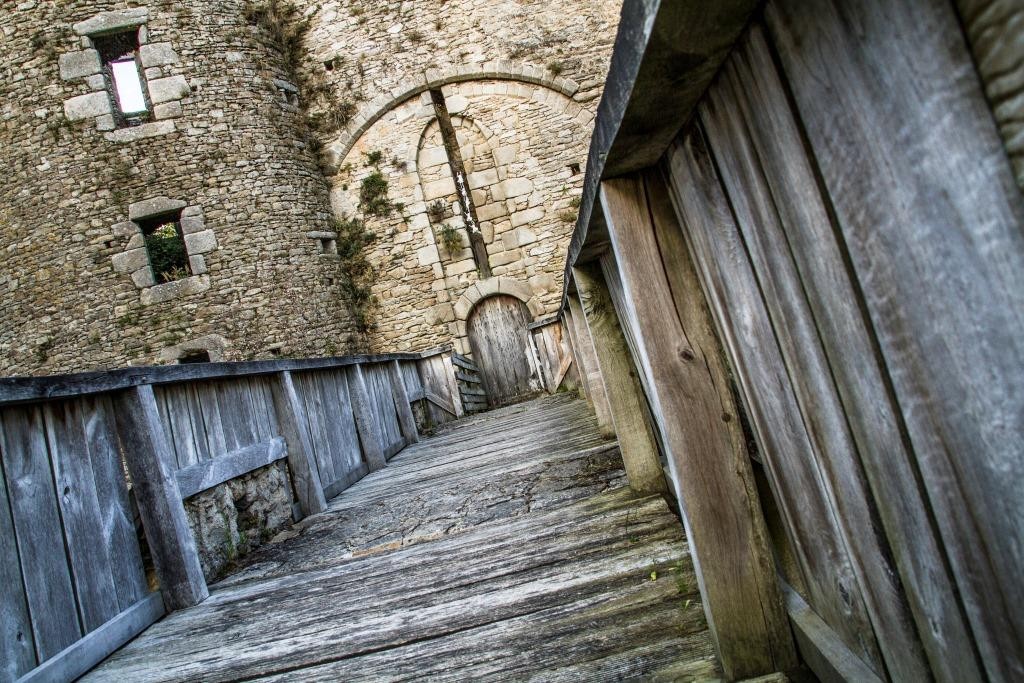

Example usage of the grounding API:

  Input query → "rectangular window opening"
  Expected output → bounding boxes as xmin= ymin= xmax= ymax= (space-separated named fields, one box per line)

xmin=94 ymin=30 xmax=150 ymax=127
xmin=137 ymin=212 xmax=191 ymax=284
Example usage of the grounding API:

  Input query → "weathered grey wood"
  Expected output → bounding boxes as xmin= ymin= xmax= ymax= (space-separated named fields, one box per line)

xmin=0 ymin=415 xmax=36 ymax=681
xmin=195 ymin=382 xmax=227 ymax=464
xmin=0 ymin=405 xmax=82 ymax=661
xmin=269 ymin=372 xmax=328 ymax=517
xmin=43 ymin=400 xmax=121 ymax=633
xmin=422 ymin=390 xmax=456 ymax=416
xmin=175 ymin=438 xmax=287 ymax=499
xmin=347 ymin=365 xmax=387 ymax=472
xmin=572 ymin=264 xmax=666 ymax=497
xmin=783 ymin=585 xmax=882 ymax=683
xmin=387 ymin=361 xmax=419 ymax=445
xmin=565 ymin=296 xmax=615 ymax=438
xmin=449 ymin=354 xmax=476 ymax=371
xmin=703 ymin=24 xmax=978 ymax=680
xmin=439 ymin=355 xmax=464 ymax=417
xmin=17 ymin=593 xmax=164 ymax=683
xmin=599 ymin=174 xmax=796 ymax=679
xmin=766 ymin=1 xmax=1024 ymax=677
xmin=467 ymin=295 xmax=538 ymax=407
xmin=112 ymin=385 xmax=208 ymax=611
xmin=665 ymin=126 xmax=883 ymax=671
xmin=298 ymin=373 xmax=339 ymax=488
xmin=559 ymin=308 xmax=589 ymax=401
xmin=322 ymin=369 xmax=364 ymax=477
xmin=81 ymin=395 xmax=147 ymax=612
xmin=321 ymin=462 xmax=369 ymax=501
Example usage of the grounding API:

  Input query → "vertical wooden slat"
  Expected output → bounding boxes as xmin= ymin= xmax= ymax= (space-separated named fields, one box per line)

xmin=300 ymin=373 xmax=338 ymax=488
xmin=325 ymin=369 xmax=362 ymax=474
xmin=82 ymin=395 xmax=147 ymax=612
xmin=560 ymin=308 xmax=589 ymax=401
xmin=440 ymin=354 xmax=464 ymax=417
xmin=269 ymin=372 xmax=328 ymax=517
xmin=599 ymin=173 xmax=797 ymax=679
xmin=766 ymin=1 xmax=1024 ymax=677
xmin=44 ymin=400 xmax=121 ymax=634
xmin=347 ymin=365 xmax=387 ymax=472
xmin=0 ymin=405 xmax=82 ymax=662
xmin=666 ymin=126 xmax=882 ymax=671
xmin=196 ymin=381 xmax=226 ymax=461
xmin=112 ymin=385 xmax=208 ymax=611
xmin=565 ymin=296 xmax=616 ymax=438
xmin=388 ymin=360 xmax=419 ymax=446
xmin=0 ymin=414 xmax=37 ymax=680
xmin=571 ymin=267 xmax=666 ymax=495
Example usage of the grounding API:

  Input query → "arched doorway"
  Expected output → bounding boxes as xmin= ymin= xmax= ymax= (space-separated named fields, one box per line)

xmin=467 ymin=295 xmax=538 ymax=407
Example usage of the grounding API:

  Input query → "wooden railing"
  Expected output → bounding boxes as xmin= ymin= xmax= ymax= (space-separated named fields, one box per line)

xmin=449 ymin=352 xmax=486 ymax=413
xmin=0 ymin=348 xmax=466 ymax=683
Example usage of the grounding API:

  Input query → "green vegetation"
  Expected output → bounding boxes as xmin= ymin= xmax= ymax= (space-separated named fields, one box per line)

xmin=359 ymin=171 xmax=395 ymax=216
xmin=438 ymin=224 xmax=463 ymax=256
xmin=145 ymin=222 xmax=190 ymax=283
xmin=333 ymin=215 xmax=378 ymax=331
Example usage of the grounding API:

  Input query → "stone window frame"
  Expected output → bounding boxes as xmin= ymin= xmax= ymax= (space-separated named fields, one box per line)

xmin=61 ymin=8 xmax=190 ymax=143
xmin=111 ymin=197 xmax=218 ymax=306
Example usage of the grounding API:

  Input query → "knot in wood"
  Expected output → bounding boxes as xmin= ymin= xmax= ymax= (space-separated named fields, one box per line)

xmin=678 ymin=347 xmax=695 ymax=362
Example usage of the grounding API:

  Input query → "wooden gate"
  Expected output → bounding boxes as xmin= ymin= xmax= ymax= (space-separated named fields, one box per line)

xmin=466 ymin=295 xmax=538 ymax=407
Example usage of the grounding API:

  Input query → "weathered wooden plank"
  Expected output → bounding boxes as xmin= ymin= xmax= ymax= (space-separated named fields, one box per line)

xmin=784 ymin=586 xmax=882 ymax=683
xmin=665 ymin=126 xmax=883 ymax=673
xmin=321 ymin=368 xmax=363 ymax=478
xmin=708 ymin=24 xmax=979 ymax=680
xmin=387 ymin=361 xmax=419 ymax=446
xmin=566 ymin=296 xmax=615 ymax=438
xmin=43 ymin=400 xmax=121 ymax=634
xmin=0 ymin=406 xmax=82 ymax=661
xmin=346 ymin=365 xmax=387 ymax=472
xmin=175 ymin=438 xmax=287 ymax=500
xmin=599 ymin=174 xmax=797 ymax=679
xmin=0 ymin=416 xmax=36 ymax=680
xmin=81 ymin=395 xmax=147 ymax=612
xmin=449 ymin=354 xmax=477 ymax=371
xmin=572 ymin=267 xmax=666 ymax=496
xmin=301 ymin=373 xmax=340 ymax=487
xmin=269 ymin=372 xmax=328 ymax=518
xmin=440 ymin=355 xmax=465 ymax=417
xmin=422 ymin=390 xmax=457 ymax=416
xmin=560 ymin=308 xmax=589 ymax=400
xmin=321 ymin=462 xmax=369 ymax=501
xmin=766 ymin=1 xmax=1024 ymax=677
xmin=156 ymin=385 xmax=200 ymax=471
xmin=18 ymin=593 xmax=164 ymax=683
xmin=112 ymin=385 xmax=208 ymax=611
xmin=195 ymin=381 xmax=227 ymax=462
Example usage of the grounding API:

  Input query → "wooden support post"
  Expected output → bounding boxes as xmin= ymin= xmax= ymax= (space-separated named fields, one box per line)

xmin=566 ymin=294 xmax=616 ymax=438
xmin=573 ymin=264 xmax=667 ymax=495
xmin=560 ymin=309 xmax=589 ymax=401
xmin=269 ymin=372 xmax=328 ymax=517
xmin=441 ymin=353 xmax=465 ymax=417
xmin=599 ymin=172 xmax=796 ymax=679
xmin=388 ymin=360 xmax=419 ymax=445
xmin=112 ymin=385 xmax=208 ymax=611
xmin=348 ymin=364 xmax=387 ymax=471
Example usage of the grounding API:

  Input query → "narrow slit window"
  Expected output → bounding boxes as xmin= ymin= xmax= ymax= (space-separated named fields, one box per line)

xmin=137 ymin=212 xmax=190 ymax=283
xmin=94 ymin=30 xmax=150 ymax=126
xmin=178 ymin=351 xmax=211 ymax=364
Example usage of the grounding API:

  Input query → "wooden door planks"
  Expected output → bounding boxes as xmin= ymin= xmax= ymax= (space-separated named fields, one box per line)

xmin=764 ymin=0 xmax=1024 ymax=677
xmin=599 ymin=174 xmax=796 ymax=679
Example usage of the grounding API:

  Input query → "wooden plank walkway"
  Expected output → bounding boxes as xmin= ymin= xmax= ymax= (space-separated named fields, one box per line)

xmin=84 ymin=395 xmax=720 ymax=681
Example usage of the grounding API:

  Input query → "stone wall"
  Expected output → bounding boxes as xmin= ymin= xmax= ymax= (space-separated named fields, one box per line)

xmin=0 ymin=0 xmax=360 ymax=377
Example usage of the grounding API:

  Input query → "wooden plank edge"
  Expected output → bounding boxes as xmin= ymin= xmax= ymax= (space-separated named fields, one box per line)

xmin=423 ymin=390 xmax=457 ymax=416
xmin=783 ymin=584 xmax=883 ymax=683
xmin=322 ymin=462 xmax=370 ymax=501
xmin=175 ymin=438 xmax=287 ymax=500
xmin=16 ymin=592 xmax=164 ymax=683
xmin=383 ymin=439 xmax=405 ymax=461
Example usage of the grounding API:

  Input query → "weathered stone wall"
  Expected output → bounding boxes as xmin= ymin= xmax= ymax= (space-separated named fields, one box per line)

xmin=0 ymin=0 xmax=360 ymax=377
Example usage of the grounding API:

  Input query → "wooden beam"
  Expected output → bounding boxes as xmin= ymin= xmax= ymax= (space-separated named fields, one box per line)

xmin=387 ymin=360 xmax=419 ymax=445
xmin=112 ymin=385 xmax=208 ymax=611
xmin=175 ymin=438 xmax=287 ymax=500
xmin=599 ymin=173 xmax=796 ymax=678
xmin=566 ymin=295 xmax=616 ymax=439
xmin=269 ymin=372 xmax=327 ymax=517
xmin=440 ymin=355 xmax=465 ymax=417
xmin=16 ymin=593 xmax=164 ymax=683
xmin=572 ymin=264 xmax=666 ymax=496
xmin=347 ymin=365 xmax=387 ymax=472
xmin=559 ymin=309 xmax=589 ymax=401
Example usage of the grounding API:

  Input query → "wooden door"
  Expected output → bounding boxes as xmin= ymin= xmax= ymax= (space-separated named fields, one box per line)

xmin=467 ymin=295 xmax=537 ymax=407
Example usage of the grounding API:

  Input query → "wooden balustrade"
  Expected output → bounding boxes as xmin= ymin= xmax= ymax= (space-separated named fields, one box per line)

xmin=0 ymin=348 xmax=467 ymax=683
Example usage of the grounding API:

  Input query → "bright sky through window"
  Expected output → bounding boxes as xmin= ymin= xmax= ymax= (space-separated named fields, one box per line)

xmin=111 ymin=60 xmax=147 ymax=114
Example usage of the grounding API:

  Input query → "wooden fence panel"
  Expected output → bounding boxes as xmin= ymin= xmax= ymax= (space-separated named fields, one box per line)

xmin=363 ymin=363 xmax=403 ymax=458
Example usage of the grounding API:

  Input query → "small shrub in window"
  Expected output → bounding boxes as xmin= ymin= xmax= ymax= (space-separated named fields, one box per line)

xmin=138 ymin=214 xmax=190 ymax=283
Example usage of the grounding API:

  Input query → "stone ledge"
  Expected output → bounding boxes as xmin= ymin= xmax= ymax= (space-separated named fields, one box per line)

xmin=104 ymin=120 xmax=176 ymax=143
xmin=73 ymin=9 xmax=149 ymax=36
xmin=130 ymin=196 xmax=187 ymax=221
xmin=140 ymin=275 xmax=211 ymax=306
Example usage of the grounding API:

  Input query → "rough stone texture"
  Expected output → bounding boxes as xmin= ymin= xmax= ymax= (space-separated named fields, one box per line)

xmin=184 ymin=460 xmax=295 ymax=581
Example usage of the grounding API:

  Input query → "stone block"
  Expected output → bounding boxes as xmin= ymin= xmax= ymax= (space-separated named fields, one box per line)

xmin=501 ymin=178 xmax=533 ymax=198
xmin=416 ymin=243 xmax=439 ymax=266
xmin=184 ymin=229 xmax=218 ymax=254
xmin=180 ymin=215 xmax=206 ymax=234
xmin=131 ymin=267 xmax=155 ymax=289
xmin=112 ymin=248 xmax=149 ymax=273
xmin=447 ymin=259 xmax=477 ymax=275
xmin=426 ymin=303 xmax=455 ymax=325
xmin=140 ymin=275 xmax=210 ymax=306
xmin=494 ymin=145 xmax=517 ymax=166
xmin=423 ymin=177 xmax=455 ymax=200
xmin=189 ymin=254 xmax=208 ymax=275
xmin=73 ymin=8 xmax=148 ymax=36
xmin=529 ymin=272 xmax=558 ymax=293
xmin=498 ymin=278 xmax=533 ymax=302
xmin=63 ymin=91 xmax=111 ymax=121
xmin=129 ymin=196 xmax=187 ymax=221
xmin=419 ymin=146 xmax=447 ymax=168
xmin=477 ymin=277 xmax=500 ymax=298
xmin=112 ymin=221 xmax=140 ymax=237
xmin=126 ymin=233 xmax=145 ymax=249
xmin=477 ymin=202 xmax=507 ymax=221
xmin=95 ymin=114 xmax=115 ymax=131
xmin=153 ymin=101 xmax=183 ymax=120
xmin=147 ymin=75 xmax=190 ymax=104
xmin=511 ymin=207 xmax=544 ymax=228
xmin=103 ymin=120 xmax=175 ymax=143
xmin=468 ymin=168 xmax=498 ymax=189
xmin=86 ymin=74 xmax=106 ymax=91
xmin=58 ymin=50 xmax=101 ymax=80
xmin=138 ymin=42 xmax=177 ymax=69
xmin=453 ymin=296 xmax=473 ymax=320
xmin=490 ymin=249 xmax=523 ymax=267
